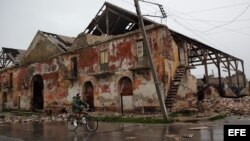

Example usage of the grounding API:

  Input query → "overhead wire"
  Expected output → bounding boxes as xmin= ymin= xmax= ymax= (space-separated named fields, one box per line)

xmin=120 ymin=0 xmax=160 ymax=14
xmin=179 ymin=18 xmax=250 ymax=24
xmin=120 ymin=0 xmax=165 ymax=21
xmin=168 ymin=2 xmax=250 ymax=16
xmin=202 ymin=4 xmax=250 ymax=32
xmin=165 ymin=4 xmax=250 ymax=75
xmin=202 ymin=26 xmax=250 ymax=35
xmin=165 ymin=4 xmax=250 ymax=37
xmin=165 ymin=8 xmax=219 ymax=47
xmin=121 ymin=0 xmax=250 ymax=52
xmin=165 ymin=7 xmax=238 ymax=53
xmin=164 ymin=2 xmax=250 ymax=45
xmin=161 ymin=1 xmax=250 ymax=36
xmin=163 ymin=4 xmax=250 ymax=36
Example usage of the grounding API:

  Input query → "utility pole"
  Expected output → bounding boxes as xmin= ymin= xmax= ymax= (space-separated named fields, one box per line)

xmin=134 ymin=0 xmax=168 ymax=119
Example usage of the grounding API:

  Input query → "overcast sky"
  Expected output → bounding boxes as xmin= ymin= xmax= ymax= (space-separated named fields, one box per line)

xmin=1 ymin=0 xmax=250 ymax=79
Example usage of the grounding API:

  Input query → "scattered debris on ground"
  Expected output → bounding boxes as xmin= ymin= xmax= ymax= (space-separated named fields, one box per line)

xmin=199 ymin=96 xmax=250 ymax=115
xmin=188 ymin=126 xmax=208 ymax=130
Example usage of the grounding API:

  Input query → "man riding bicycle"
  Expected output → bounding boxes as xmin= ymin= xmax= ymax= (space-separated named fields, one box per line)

xmin=72 ymin=93 xmax=89 ymax=126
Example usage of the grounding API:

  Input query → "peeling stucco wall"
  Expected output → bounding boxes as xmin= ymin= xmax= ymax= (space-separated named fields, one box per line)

xmin=0 ymin=25 xmax=180 ymax=112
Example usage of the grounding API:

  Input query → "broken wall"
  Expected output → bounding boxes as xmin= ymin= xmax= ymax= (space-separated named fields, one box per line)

xmin=171 ymin=71 xmax=198 ymax=112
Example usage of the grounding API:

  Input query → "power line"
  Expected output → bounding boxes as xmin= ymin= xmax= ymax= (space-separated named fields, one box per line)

xmin=120 ymin=0 xmax=158 ymax=14
xmin=166 ymin=8 xmax=240 ymax=57
xmin=179 ymin=18 xmax=250 ymax=24
xmin=166 ymin=9 xmax=219 ymax=48
xmin=202 ymin=26 xmax=250 ymax=35
xmin=167 ymin=2 xmax=250 ymax=16
xmin=138 ymin=0 xmax=167 ymax=18
xmin=167 ymin=9 xmax=250 ymax=76
xmin=119 ymin=0 xmax=250 ymax=49
xmin=163 ymin=1 xmax=250 ymax=36
xmin=122 ymin=0 xmax=163 ymax=17
xmin=165 ymin=5 xmax=250 ymax=37
xmin=202 ymin=4 xmax=250 ymax=32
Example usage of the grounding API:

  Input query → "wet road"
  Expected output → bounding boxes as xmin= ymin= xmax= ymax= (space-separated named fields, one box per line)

xmin=0 ymin=115 xmax=249 ymax=141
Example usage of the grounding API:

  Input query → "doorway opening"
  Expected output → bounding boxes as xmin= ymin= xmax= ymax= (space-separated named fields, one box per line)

xmin=2 ymin=92 xmax=7 ymax=111
xmin=118 ymin=77 xmax=133 ymax=115
xmin=32 ymin=74 xmax=44 ymax=110
xmin=83 ymin=81 xmax=94 ymax=111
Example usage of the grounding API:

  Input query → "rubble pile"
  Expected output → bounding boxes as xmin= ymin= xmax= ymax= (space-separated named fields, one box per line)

xmin=0 ymin=114 xmax=68 ymax=125
xmin=1 ymin=97 xmax=249 ymax=125
xmin=199 ymin=96 xmax=250 ymax=115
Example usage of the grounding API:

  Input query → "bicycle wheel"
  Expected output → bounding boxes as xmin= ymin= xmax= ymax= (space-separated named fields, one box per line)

xmin=67 ymin=117 xmax=78 ymax=131
xmin=85 ymin=116 xmax=98 ymax=132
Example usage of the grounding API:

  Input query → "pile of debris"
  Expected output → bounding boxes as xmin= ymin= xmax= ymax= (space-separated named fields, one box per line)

xmin=199 ymin=96 xmax=250 ymax=115
xmin=0 ymin=113 xmax=68 ymax=125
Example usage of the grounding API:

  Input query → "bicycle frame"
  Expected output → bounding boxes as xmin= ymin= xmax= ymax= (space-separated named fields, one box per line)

xmin=66 ymin=109 xmax=98 ymax=132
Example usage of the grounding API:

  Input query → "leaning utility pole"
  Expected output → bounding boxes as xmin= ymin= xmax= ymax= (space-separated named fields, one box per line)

xmin=134 ymin=0 xmax=168 ymax=119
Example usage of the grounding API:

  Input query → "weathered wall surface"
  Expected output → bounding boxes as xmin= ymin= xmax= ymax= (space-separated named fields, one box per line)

xmin=0 ymin=57 xmax=69 ymax=110
xmin=171 ymin=71 xmax=198 ymax=112
xmin=21 ymin=31 xmax=65 ymax=64
xmin=0 ymin=25 xmax=180 ymax=112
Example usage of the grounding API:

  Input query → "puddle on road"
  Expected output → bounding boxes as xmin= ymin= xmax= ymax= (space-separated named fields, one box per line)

xmin=0 ymin=116 xmax=249 ymax=141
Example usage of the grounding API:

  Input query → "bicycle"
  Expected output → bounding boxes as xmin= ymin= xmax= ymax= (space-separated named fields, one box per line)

xmin=66 ymin=108 xmax=98 ymax=132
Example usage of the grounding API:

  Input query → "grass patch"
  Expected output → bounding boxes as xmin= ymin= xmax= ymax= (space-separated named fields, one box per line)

xmin=96 ymin=115 xmax=173 ymax=124
xmin=9 ymin=110 xmax=42 ymax=117
xmin=209 ymin=114 xmax=227 ymax=121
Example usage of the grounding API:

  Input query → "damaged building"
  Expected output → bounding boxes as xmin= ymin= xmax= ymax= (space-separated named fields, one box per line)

xmin=0 ymin=2 xmax=247 ymax=114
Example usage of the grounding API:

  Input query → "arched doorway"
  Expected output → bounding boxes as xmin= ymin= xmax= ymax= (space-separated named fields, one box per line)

xmin=32 ymin=74 xmax=44 ymax=110
xmin=118 ymin=77 xmax=133 ymax=115
xmin=83 ymin=81 xmax=94 ymax=111
xmin=2 ymin=92 xmax=7 ymax=111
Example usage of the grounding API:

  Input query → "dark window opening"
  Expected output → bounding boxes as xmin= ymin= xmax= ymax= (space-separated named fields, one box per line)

xmin=9 ymin=73 xmax=13 ymax=88
xmin=71 ymin=57 xmax=78 ymax=78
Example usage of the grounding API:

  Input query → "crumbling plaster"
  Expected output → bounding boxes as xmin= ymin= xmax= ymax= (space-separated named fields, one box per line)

xmin=21 ymin=31 xmax=65 ymax=64
xmin=0 ymin=25 xmax=185 ymax=112
xmin=171 ymin=71 xmax=198 ymax=112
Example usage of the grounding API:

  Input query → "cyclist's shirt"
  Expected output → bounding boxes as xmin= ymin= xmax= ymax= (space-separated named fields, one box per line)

xmin=72 ymin=97 xmax=88 ymax=113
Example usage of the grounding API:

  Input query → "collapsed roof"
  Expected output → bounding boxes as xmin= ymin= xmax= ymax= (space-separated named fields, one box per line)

xmin=84 ymin=2 xmax=246 ymax=88
xmin=20 ymin=31 xmax=76 ymax=65
xmin=42 ymin=31 xmax=75 ymax=52
xmin=84 ymin=2 xmax=154 ymax=35
xmin=0 ymin=31 xmax=76 ymax=69
xmin=0 ymin=47 xmax=26 ymax=68
xmin=85 ymin=2 xmax=242 ymax=65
